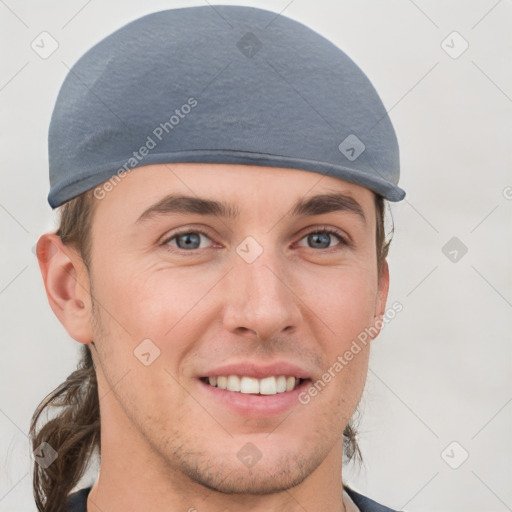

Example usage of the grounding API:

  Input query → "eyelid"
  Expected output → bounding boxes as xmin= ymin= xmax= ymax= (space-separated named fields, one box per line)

xmin=159 ymin=226 xmax=217 ymax=248
xmin=296 ymin=223 xmax=351 ymax=240
xmin=294 ymin=225 xmax=351 ymax=247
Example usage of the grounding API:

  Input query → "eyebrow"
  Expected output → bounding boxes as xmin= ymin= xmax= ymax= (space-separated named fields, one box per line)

xmin=291 ymin=192 xmax=366 ymax=223
xmin=136 ymin=192 xmax=366 ymax=224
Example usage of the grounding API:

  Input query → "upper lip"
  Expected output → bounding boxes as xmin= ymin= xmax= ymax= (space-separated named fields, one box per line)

xmin=201 ymin=361 xmax=311 ymax=380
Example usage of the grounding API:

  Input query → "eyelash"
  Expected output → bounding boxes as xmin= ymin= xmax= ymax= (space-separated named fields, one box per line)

xmin=160 ymin=226 xmax=350 ymax=253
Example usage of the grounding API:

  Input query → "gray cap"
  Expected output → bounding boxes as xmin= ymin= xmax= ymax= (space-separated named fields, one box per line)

xmin=48 ymin=5 xmax=405 ymax=208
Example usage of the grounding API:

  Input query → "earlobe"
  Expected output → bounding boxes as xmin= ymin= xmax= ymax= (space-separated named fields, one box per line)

xmin=36 ymin=233 xmax=94 ymax=344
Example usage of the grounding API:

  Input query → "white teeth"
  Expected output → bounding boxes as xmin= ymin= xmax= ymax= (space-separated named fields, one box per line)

xmin=276 ymin=375 xmax=287 ymax=393
xmin=240 ymin=376 xmax=260 ymax=394
xmin=206 ymin=375 xmax=301 ymax=395
xmin=217 ymin=376 xmax=227 ymax=390
xmin=227 ymin=375 xmax=241 ymax=392
xmin=259 ymin=376 xmax=277 ymax=395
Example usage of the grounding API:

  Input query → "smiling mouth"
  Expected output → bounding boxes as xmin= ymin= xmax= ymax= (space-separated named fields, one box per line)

xmin=200 ymin=375 xmax=306 ymax=395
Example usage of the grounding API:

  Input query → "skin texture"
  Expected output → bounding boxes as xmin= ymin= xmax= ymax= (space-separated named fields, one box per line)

xmin=37 ymin=163 xmax=389 ymax=512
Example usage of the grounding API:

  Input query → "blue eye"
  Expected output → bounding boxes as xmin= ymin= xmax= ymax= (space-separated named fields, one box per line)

xmin=297 ymin=229 xmax=346 ymax=250
xmin=164 ymin=231 xmax=212 ymax=250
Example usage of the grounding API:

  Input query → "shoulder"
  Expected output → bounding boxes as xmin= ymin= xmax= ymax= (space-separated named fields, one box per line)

xmin=66 ymin=487 xmax=91 ymax=512
xmin=344 ymin=485 xmax=403 ymax=512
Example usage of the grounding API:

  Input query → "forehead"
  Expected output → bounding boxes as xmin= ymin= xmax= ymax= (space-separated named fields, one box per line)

xmin=92 ymin=162 xmax=376 ymax=226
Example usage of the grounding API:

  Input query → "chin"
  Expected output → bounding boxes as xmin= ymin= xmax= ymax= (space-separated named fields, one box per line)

xmin=181 ymin=457 xmax=312 ymax=495
xmin=166 ymin=440 xmax=327 ymax=496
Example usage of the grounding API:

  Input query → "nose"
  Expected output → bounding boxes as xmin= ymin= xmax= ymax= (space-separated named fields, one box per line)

xmin=222 ymin=249 xmax=302 ymax=342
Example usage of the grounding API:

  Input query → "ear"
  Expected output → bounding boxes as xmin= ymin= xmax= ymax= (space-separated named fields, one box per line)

xmin=36 ymin=232 xmax=94 ymax=344
xmin=371 ymin=260 xmax=390 ymax=339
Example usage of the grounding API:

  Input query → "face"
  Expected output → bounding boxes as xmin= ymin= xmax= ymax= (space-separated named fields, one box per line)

xmin=85 ymin=163 xmax=388 ymax=494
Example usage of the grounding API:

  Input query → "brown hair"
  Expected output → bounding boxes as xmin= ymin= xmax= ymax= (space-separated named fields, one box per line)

xmin=30 ymin=189 xmax=392 ymax=510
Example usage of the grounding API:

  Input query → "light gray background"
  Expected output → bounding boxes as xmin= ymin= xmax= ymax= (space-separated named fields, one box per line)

xmin=1 ymin=1 xmax=511 ymax=511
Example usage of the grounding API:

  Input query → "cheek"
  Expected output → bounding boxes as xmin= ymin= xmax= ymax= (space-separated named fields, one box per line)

xmin=89 ymin=260 xmax=221 ymax=367
xmin=88 ymin=265 xmax=208 ymax=428
xmin=300 ymin=262 xmax=378 ymax=338
xmin=298 ymin=265 xmax=376 ymax=401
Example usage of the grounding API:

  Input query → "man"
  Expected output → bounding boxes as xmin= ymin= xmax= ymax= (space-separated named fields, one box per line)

xmin=32 ymin=5 xmax=406 ymax=511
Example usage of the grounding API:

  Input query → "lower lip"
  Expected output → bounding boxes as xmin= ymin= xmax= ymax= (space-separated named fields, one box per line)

xmin=197 ymin=379 xmax=311 ymax=418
